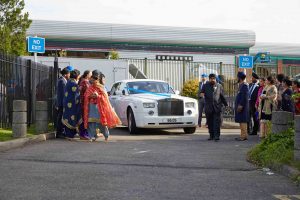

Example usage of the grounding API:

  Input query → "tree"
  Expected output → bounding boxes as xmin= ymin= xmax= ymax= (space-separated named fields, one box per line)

xmin=0 ymin=0 xmax=32 ymax=55
xmin=109 ymin=49 xmax=119 ymax=60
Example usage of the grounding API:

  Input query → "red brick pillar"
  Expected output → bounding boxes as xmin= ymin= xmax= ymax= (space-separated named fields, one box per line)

xmin=246 ymin=69 xmax=253 ymax=83
xmin=278 ymin=59 xmax=283 ymax=74
xmin=237 ymin=68 xmax=252 ymax=83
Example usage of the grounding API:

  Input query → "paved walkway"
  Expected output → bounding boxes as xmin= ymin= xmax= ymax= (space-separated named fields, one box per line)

xmin=0 ymin=128 xmax=299 ymax=200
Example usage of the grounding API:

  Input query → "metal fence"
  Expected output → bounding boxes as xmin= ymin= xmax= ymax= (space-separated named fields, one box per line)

xmin=0 ymin=53 xmax=57 ymax=128
xmin=126 ymin=59 xmax=236 ymax=91
xmin=127 ymin=59 xmax=184 ymax=91
xmin=254 ymin=64 xmax=278 ymax=78
xmin=283 ymin=65 xmax=300 ymax=78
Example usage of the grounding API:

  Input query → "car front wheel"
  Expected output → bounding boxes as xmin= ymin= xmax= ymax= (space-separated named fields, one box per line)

xmin=183 ymin=127 xmax=196 ymax=134
xmin=128 ymin=108 xmax=138 ymax=134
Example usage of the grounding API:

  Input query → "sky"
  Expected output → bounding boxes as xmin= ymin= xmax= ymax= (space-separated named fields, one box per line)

xmin=24 ymin=0 xmax=300 ymax=44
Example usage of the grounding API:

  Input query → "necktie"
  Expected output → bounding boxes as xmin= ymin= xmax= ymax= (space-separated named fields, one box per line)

xmin=201 ymin=81 xmax=206 ymax=90
xmin=249 ymin=83 xmax=257 ymax=99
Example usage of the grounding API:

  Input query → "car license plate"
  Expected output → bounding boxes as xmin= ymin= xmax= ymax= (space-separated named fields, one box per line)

xmin=167 ymin=118 xmax=177 ymax=123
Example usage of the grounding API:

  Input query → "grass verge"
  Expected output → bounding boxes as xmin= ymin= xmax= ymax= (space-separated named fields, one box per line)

xmin=247 ymin=128 xmax=294 ymax=167
xmin=0 ymin=124 xmax=55 ymax=142
xmin=0 ymin=128 xmax=14 ymax=142
xmin=247 ymin=127 xmax=300 ymax=184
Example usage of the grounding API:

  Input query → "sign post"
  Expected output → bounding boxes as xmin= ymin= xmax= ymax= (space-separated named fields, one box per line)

xmin=238 ymin=55 xmax=254 ymax=82
xmin=27 ymin=36 xmax=45 ymax=62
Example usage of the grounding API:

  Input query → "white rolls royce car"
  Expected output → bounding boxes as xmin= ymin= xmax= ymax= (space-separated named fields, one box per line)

xmin=109 ymin=79 xmax=198 ymax=134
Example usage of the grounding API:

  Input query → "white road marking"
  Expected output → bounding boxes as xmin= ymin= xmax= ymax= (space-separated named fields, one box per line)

xmin=274 ymin=195 xmax=300 ymax=200
xmin=133 ymin=150 xmax=150 ymax=154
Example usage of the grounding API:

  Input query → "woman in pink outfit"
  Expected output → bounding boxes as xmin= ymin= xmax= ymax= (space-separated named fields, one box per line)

xmin=255 ymin=77 xmax=266 ymax=109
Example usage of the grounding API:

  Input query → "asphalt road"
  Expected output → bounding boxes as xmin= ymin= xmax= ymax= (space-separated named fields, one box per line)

xmin=0 ymin=128 xmax=299 ymax=200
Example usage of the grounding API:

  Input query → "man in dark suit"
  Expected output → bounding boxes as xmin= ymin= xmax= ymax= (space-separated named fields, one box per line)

xmin=201 ymin=73 xmax=228 ymax=141
xmin=248 ymin=72 xmax=260 ymax=135
xmin=56 ymin=67 xmax=70 ymax=138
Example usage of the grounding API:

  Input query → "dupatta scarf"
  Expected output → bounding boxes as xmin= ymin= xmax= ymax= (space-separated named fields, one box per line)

xmin=79 ymin=78 xmax=90 ymax=107
xmin=83 ymin=83 xmax=121 ymax=129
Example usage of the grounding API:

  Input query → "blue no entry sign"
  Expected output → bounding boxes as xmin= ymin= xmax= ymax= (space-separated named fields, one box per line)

xmin=239 ymin=55 xmax=254 ymax=68
xmin=27 ymin=36 xmax=45 ymax=53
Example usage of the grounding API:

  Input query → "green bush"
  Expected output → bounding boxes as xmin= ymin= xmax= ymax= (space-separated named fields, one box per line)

xmin=181 ymin=79 xmax=199 ymax=99
xmin=248 ymin=128 xmax=294 ymax=167
xmin=110 ymin=49 xmax=119 ymax=60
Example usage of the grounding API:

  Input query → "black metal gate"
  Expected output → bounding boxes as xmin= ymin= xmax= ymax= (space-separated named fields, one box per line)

xmin=0 ymin=53 xmax=58 ymax=128
xmin=254 ymin=64 xmax=277 ymax=78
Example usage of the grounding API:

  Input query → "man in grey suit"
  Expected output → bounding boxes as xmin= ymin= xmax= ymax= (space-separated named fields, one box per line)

xmin=201 ymin=73 xmax=228 ymax=141
xmin=197 ymin=73 xmax=208 ymax=127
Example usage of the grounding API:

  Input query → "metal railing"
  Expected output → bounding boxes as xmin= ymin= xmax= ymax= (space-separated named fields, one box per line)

xmin=283 ymin=65 xmax=300 ymax=78
xmin=0 ymin=53 xmax=57 ymax=128
xmin=125 ymin=58 xmax=236 ymax=91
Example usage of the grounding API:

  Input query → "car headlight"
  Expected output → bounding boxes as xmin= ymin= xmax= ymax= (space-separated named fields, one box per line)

xmin=143 ymin=103 xmax=155 ymax=108
xmin=185 ymin=102 xmax=195 ymax=108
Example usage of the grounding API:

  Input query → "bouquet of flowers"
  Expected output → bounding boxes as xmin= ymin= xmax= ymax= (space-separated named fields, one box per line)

xmin=292 ymin=93 xmax=300 ymax=100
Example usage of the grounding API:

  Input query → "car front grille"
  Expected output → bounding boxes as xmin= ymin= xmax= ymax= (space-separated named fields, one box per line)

xmin=157 ymin=98 xmax=184 ymax=116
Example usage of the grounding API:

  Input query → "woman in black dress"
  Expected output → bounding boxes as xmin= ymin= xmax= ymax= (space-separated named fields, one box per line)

xmin=281 ymin=78 xmax=294 ymax=113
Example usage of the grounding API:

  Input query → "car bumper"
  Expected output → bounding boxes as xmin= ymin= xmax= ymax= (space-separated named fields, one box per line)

xmin=135 ymin=115 xmax=198 ymax=128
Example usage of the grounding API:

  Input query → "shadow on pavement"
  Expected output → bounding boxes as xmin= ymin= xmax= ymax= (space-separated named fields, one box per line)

xmin=111 ymin=126 xmax=191 ymax=136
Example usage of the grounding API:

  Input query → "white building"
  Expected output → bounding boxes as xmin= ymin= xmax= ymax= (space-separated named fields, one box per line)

xmin=27 ymin=20 xmax=256 ymax=65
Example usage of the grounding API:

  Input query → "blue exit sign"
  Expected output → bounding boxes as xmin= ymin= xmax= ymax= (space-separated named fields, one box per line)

xmin=239 ymin=55 xmax=254 ymax=69
xmin=27 ymin=36 xmax=45 ymax=53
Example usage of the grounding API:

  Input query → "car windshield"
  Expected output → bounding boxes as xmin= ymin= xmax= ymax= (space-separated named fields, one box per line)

xmin=126 ymin=81 xmax=174 ymax=94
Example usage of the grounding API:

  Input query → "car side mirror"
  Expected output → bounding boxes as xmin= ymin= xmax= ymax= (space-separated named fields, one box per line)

xmin=175 ymin=90 xmax=180 ymax=95
xmin=122 ymin=89 xmax=128 ymax=95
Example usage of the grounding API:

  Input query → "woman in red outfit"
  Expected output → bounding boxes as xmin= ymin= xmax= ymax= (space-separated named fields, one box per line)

xmin=83 ymin=74 xmax=121 ymax=141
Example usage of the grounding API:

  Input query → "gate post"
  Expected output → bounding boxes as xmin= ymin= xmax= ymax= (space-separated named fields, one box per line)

xmin=219 ymin=62 xmax=223 ymax=75
xmin=35 ymin=101 xmax=48 ymax=134
xmin=54 ymin=56 xmax=59 ymax=93
xmin=53 ymin=56 xmax=59 ymax=128
xmin=31 ymin=62 xmax=37 ymax=123
xmin=12 ymin=100 xmax=27 ymax=138
xmin=182 ymin=61 xmax=186 ymax=84
xmin=26 ymin=59 xmax=32 ymax=126
xmin=144 ymin=57 xmax=147 ymax=77
xmin=294 ymin=116 xmax=300 ymax=161
xmin=271 ymin=111 xmax=294 ymax=134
